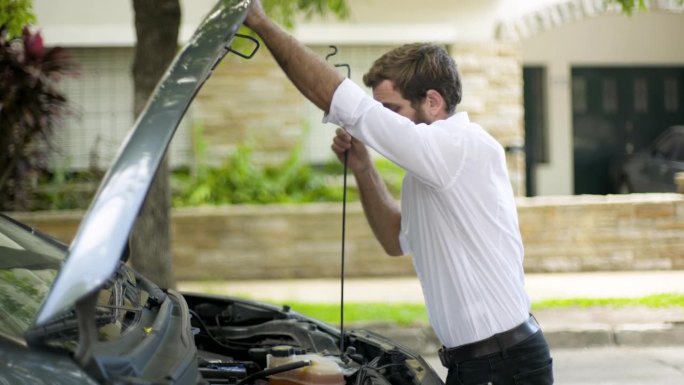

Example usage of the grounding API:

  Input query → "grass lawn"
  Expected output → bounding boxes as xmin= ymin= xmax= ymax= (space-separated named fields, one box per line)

xmin=283 ymin=293 xmax=684 ymax=325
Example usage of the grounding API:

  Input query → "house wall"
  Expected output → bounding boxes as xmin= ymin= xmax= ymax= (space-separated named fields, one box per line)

xmin=32 ymin=0 xmax=684 ymax=195
xmin=32 ymin=0 xmax=560 ymax=46
xmin=521 ymin=10 xmax=684 ymax=195
xmin=12 ymin=193 xmax=684 ymax=280
xmin=192 ymin=49 xmax=306 ymax=166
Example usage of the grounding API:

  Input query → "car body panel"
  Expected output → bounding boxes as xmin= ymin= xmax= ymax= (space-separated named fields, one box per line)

xmin=36 ymin=0 xmax=250 ymax=326
xmin=618 ymin=126 xmax=684 ymax=193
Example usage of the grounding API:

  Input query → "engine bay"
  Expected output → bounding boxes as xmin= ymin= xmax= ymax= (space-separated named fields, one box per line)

xmin=184 ymin=293 xmax=439 ymax=385
xmin=19 ymin=260 xmax=441 ymax=385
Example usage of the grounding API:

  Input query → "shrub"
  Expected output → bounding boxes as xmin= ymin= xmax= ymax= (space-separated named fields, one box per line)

xmin=170 ymin=121 xmax=410 ymax=206
xmin=0 ymin=27 xmax=74 ymax=211
xmin=172 ymin=141 xmax=353 ymax=206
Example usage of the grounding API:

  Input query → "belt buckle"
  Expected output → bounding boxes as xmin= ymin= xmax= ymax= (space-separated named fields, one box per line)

xmin=438 ymin=347 xmax=449 ymax=367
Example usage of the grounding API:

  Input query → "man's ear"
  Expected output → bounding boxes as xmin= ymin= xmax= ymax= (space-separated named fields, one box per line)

xmin=424 ymin=89 xmax=447 ymax=118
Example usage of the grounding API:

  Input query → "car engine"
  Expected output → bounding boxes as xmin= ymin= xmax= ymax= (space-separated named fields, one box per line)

xmin=184 ymin=293 xmax=439 ymax=385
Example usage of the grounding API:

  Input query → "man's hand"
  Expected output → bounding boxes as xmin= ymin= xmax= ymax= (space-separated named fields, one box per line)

xmin=332 ymin=128 xmax=403 ymax=256
xmin=241 ymin=0 xmax=343 ymax=114
xmin=331 ymin=128 xmax=372 ymax=174
xmin=245 ymin=0 xmax=267 ymax=30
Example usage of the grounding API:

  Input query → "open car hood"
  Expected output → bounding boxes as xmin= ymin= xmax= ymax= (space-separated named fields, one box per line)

xmin=35 ymin=0 xmax=251 ymax=326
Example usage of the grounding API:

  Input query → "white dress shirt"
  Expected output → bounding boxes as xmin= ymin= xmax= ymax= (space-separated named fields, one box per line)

xmin=324 ymin=79 xmax=530 ymax=348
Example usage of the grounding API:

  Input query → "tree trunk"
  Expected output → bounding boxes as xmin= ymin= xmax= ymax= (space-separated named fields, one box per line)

xmin=130 ymin=0 xmax=180 ymax=289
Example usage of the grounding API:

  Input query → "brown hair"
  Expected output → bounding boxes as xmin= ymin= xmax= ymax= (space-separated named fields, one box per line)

xmin=362 ymin=43 xmax=462 ymax=114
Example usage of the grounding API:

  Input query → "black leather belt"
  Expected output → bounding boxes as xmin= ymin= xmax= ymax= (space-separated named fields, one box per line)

xmin=438 ymin=315 xmax=540 ymax=367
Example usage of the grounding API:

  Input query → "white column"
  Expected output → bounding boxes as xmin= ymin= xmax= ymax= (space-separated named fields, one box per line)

xmin=535 ymin=60 xmax=573 ymax=196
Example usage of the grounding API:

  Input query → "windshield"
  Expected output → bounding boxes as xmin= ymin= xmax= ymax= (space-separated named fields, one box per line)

xmin=0 ymin=215 xmax=64 ymax=342
xmin=0 ymin=214 xmax=149 ymax=349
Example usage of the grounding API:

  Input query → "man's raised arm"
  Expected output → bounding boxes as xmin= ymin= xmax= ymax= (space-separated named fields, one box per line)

xmin=244 ymin=0 xmax=345 ymax=113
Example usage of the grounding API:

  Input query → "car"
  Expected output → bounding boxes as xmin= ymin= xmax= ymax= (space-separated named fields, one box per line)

xmin=0 ymin=1 xmax=444 ymax=384
xmin=614 ymin=125 xmax=684 ymax=193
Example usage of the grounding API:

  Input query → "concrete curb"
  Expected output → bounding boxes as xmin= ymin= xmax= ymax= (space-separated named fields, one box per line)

xmin=545 ymin=321 xmax=684 ymax=349
xmin=348 ymin=321 xmax=684 ymax=356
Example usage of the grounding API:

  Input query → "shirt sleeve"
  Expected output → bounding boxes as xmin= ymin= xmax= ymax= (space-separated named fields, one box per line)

xmin=323 ymin=79 xmax=467 ymax=190
xmin=323 ymin=78 xmax=374 ymax=128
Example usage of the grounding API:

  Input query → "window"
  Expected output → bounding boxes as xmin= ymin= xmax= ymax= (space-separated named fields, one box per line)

xmin=54 ymin=48 xmax=192 ymax=172
xmin=634 ymin=78 xmax=649 ymax=113
xmin=572 ymin=77 xmax=587 ymax=113
xmin=664 ymin=77 xmax=679 ymax=113
xmin=602 ymin=78 xmax=618 ymax=113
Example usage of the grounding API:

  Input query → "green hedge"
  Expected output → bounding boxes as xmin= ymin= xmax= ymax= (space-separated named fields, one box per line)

xmin=27 ymin=134 xmax=406 ymax=210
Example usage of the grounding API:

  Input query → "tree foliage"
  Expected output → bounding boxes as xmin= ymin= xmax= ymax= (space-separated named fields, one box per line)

xmin=0 ymin=0 xmax=35 ymax=39
xmin=610 ymin=0 xmax=649 ymax=14
xmin=608 ymin=0 xmax=684 ymax=14
xmin=0 ymin=27 xmax=74 ymax=211
xmin=263 ymin=0 xmax=349 ymax=29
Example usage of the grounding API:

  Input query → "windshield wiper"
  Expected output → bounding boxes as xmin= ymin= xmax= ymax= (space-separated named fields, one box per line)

xmin=24 ymin=309 xmax=116 ymax=346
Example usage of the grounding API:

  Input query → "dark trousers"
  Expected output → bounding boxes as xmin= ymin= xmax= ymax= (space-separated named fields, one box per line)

xmin=445 ymin=330 xmax=553 ymax=385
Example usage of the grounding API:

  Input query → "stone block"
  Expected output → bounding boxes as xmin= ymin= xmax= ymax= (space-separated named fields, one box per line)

xmin=615 ymin=323 xmax=684 ymax=347
xmin=544 ymin=326 xmax=614 ymax=349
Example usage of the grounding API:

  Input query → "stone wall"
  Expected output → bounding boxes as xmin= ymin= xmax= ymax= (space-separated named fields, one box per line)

xmin=519 ymin=194 xmax=684 ymax=271
xmin=193 ymin=49 xmax=307 ymax=166
xmin=10 ymin=193 xmax=684 ymax=280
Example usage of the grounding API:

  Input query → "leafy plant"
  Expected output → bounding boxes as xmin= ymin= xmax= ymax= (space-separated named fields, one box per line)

xmin=173 ymin=126 xmax=352 ymax=206
xmin=32 ymin=167 xmax=102 ymax=211
xmin=609 ymin=0 xmax=647 ymax=14
xmin=170 ymin=123 xmax=415 ymax=206
xmin=0 ymin=27 xmax=74 ymax=211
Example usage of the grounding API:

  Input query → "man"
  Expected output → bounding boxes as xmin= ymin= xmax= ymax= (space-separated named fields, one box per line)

xmin=244 ymin=1 xmax=553 ymax=384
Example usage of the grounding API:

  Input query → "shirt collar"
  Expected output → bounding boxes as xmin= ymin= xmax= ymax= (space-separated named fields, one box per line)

xmin=431 ymin=111 xmax=469 ymax=127
xmin=448 ymin=111 xmax=470 ymax=125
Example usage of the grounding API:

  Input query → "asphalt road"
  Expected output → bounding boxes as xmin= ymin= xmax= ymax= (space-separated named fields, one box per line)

xmin=424 ymin=346 xmax=684 ymax=384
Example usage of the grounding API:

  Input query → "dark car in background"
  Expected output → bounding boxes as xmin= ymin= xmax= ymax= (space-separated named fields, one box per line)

xmin=0 ymin=1 xmax=444 ymax=384
xmin=614 ymin=125 xmax=684 ymax=193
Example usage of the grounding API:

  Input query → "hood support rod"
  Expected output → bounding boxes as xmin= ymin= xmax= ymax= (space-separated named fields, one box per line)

xmin=327 ymin=45 xmax=351 ymax=355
